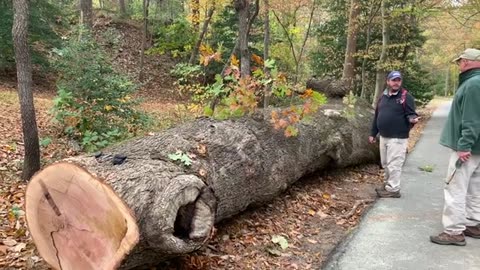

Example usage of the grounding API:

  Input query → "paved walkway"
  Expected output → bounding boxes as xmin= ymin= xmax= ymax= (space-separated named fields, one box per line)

xmin=325 ymin=101 xmax=480 ymax=270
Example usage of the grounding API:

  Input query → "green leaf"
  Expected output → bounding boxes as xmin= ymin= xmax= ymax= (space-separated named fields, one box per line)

xmin=39 ymin=137 xmax=52 ymax=148
xmin=168 ymin=151 xmax=192 ymax=166
xmin=419 ymin=165 xmax=434 ymax=172
xmin=204 ymin=106 xmax=214 ymax=117
xmin=312 ymin=92 xmax=327 ymax=105
xmin=265 ymin=59 xmax=276 ymax=69
xmin=180 ymin=155 xmax=192 ymax=166
xmin=252 ymin=68 xmax=264 ymax=78
xmin=168 ymin=151 xmax=183 ymax=161
xmin=285 ymin=125 xmax=299 ymax=137
xmin=271 ymin=235 xmax=289 ymax=250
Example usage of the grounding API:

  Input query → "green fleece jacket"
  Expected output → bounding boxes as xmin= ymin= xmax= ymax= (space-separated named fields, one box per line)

xmin=440 ymin=68 xmax=480 ymax=154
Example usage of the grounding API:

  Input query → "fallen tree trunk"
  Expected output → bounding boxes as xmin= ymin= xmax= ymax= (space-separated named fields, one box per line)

xmin=26 ymin=101 xmax=379 ymax=269
xmin=306 ymin=77 xmax=350 ymax=98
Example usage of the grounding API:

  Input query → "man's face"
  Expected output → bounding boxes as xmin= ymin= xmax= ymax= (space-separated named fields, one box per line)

xmin=456 ymin=58 xmax=470 ymax=72
xmin=387 ymin=78 xmax=402 ymax=91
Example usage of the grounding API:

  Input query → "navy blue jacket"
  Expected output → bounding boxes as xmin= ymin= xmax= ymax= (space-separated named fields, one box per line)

xmin=370 ymin=89 xmax=418 ymax=139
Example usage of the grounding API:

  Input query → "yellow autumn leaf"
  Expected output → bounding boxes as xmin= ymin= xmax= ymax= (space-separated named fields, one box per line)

xmin=308 ymin=209 xmax=316 ymax=216
xmin=322 ymin=193 xmax=331 ymax=199
xmin=231 ymin=55 xmax=240 ymax=67
xmin=104 ymin=105 xmax=113 ymax=111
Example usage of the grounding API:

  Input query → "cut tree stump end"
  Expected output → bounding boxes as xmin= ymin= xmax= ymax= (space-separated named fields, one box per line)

xmin=26 ymin=162 xmax=140 ymax=270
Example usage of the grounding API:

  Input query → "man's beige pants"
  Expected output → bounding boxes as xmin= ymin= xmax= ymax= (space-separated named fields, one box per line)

xmin=379 ymin=136 xmax=408 ymax=192
xmin=443 ymin=151 xmax=480 ymax=235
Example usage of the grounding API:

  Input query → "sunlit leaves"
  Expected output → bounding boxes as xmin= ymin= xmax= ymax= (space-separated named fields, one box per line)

xmin=270 ymin=89 xmax=326 ymax=137
xmin=168 ymin=150 xmax=193 ymax=166
xmin=199 ymin=44 xmax=222 ymax=66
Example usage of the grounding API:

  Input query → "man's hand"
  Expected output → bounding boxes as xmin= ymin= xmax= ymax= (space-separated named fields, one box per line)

xmin=369 ymin=136 xmax=376 ymax=144
xmin=409 ymin=116 xmax=421 ymax=124
xmin=457 ymin=151 xmax=471 ymax=162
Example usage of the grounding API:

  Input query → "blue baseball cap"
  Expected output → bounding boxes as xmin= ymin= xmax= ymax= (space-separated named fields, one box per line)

xmin=387 ymin=71 xmax=402 ymax=80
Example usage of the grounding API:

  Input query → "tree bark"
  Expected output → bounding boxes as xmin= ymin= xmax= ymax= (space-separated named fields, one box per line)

xmin=372 ymin=0 xmax=388 ymax=108
xmin=12 ymin=0 xmax=40 ymax=181
xmin=26 ymin=102 xmax=379 ymax=269
xmin=342 ymin=0 xmax=361 ymax=90
xmin=272 ymin=10 xmax=297 ymax=73
xmin=119 ymin=0 xmax=127 ymax=17
xmin=236 ymin=0 xmax=251 ymax=77
xmin=80 ymin=0 xmax=93 ymax=28
xmin=360 ymin=1 xmax=380 ymax=99
xmin=263 ymin=0 xmax=270 ymax=110
xmin=213 ymin=0 xmax=259 ymax=110
xmin=294 ymin=0 xmax=317 ymax=84
xmin=189 ymin=6 xmax=215 ymax=65
xmin=139 ymin=0 xmax=149 ymax=81
xmin=306 ymin=78 xmax=350 ymax=98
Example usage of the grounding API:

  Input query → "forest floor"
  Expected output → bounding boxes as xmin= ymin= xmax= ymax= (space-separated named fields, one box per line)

xmin=0 ymin=16 xmax=447 ymax=269
xmin=0 ymin=83 xmax=444 ymax=269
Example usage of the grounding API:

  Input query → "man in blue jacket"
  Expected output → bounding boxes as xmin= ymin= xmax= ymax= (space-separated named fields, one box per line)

xmin=369 ymin=71 xmax=419 ymax=198
xmin=431 ymin=48 xmax=480 ymax=246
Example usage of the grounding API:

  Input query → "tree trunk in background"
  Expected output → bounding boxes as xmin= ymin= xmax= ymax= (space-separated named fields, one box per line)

xmin=80 ymin=0 xmax=93 ymax=28
xmin=342 ymin=0 xmax=361 ymax=90
xmin=372 ymin=0 xmax=388 ymax=108
xmin=235 ymin=0 xmax=251 ymax=77
xmin=119 ymin=0 xmax=127 ymax=17
xmin=222 ymin=0 xmax=258 ymax=76
xmin=192 ymin=0 xmax=200 ymax=32
xmin=294 ymin=0 xmax=316 ymax=84
xmin=189 ymin=6 xmax=215 ymax=65
xmin=360 ymin=2 xmax=379 ymax=99
xmin=400 ymin=3 xmax=417 ymax=67
xmin=263 ymin=0 xmax=270 ymax=110
xmin=12 ymin=0 xmax=40 ymax=181
xmin=26 ymin=102 xmax=379 ymax=269
xmin=214 ymin=0 xmax=259 ymax=110
xmin=139 ymin=0 xmax=149 ymax=81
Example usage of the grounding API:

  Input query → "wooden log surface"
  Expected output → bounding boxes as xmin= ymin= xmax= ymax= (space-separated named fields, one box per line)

xmin=306 ymin=78 xmax=350 ymax=98
xmin=26 ymin=100 xmax=379 ymax=269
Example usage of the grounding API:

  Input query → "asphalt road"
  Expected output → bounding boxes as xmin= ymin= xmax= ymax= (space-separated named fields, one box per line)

xmin=325 ymin=101 xmax=480 ymax=270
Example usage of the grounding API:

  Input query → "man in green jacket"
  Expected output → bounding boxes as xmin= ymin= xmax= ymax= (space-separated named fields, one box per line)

xmin=431 ymin=48 xmax=480 ymax=246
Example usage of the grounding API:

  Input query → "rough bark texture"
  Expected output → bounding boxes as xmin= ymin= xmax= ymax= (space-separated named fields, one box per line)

xmin=30 ymin=101 xmax=379 ymax=269
xmin=342 ymin=0 xmax=361 ymax=89
xmin=372 ymin=0 xmax=387 ymax=107
xmin=294 ymin=0 xmax=316 ymax=84
xmin=138 ymin=0 xmax=149 ymax=81
xmin=12 ymin=0 xmax=40 ymax=181
xmin=306 ymin=78 xmax=350 ymax=98
xmin=263 ymin=0 xmax=270 ymax=109
xmin=119 ymin=0 xmax=127 ymax=17
xmin=80 ymin=0 xmax=93 ymax=28
xmin=235 ymin=0 xmax=251 ymax=77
